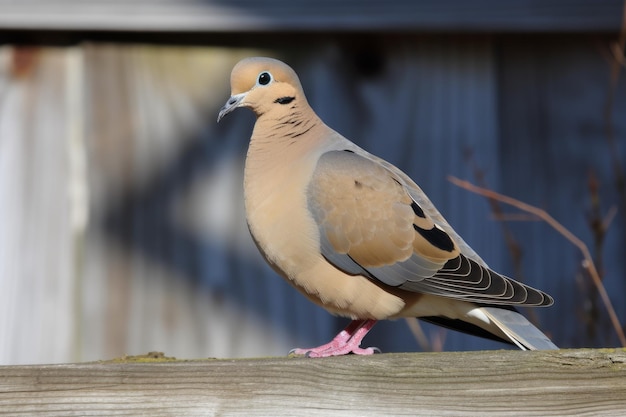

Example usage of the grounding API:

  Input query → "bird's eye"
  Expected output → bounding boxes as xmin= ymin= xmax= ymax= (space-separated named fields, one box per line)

xmin=257 ymin=72 xmax=272 ymax=86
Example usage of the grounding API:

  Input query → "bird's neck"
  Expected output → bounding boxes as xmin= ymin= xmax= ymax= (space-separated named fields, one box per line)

xmin=243 ymin=107 xmax=333 ymax=216
xmin=253 ymin=104 xmax=322 ymax=142
xmin=247 ymin=106 xmax=328 ymax=165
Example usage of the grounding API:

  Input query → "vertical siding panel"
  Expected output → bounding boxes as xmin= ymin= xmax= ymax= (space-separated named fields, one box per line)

xmin=1 ymin=37 xmax=623 ymax=364
xmin=498 ymin=38 xmax=626 ymax=347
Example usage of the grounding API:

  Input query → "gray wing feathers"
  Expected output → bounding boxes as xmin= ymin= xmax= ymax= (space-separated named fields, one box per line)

xmin=316 ymin=230 xmax=371 ymax=277
xmin=366 ymin=255 xmax=443 ymax=286
xmin=308 ymin=148 xmax=553 ymax=307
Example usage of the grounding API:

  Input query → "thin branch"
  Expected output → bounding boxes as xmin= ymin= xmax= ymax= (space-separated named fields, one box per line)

xmin=610 ymin=43 xmax=626 ymax=68
xmin=463 ymin=150 xmax=525 ymax=282
xmin=611 ymin=0 xmax=626 ymax=77
xmin=602 ymin=205 xmax=618 ymax=231
xmin=448 ymin=176 xmax=626 ymax=347
xmin=490 ymin=213 xmax=542 ymax=222
xmin=605 ymin=0 xmax=626 ymax=246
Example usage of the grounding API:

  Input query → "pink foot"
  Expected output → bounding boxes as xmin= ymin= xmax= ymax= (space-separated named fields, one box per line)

xmin=290 ymin=319 xmax=379 ymax=358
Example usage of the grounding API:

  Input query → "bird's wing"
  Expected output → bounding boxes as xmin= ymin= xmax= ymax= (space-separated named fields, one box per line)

xmin=307 ymin=150 xmax=553 ymax=307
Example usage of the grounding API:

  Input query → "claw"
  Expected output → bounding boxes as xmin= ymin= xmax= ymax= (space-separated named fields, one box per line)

xmin=289 ymin=319 xmax=378 ymax=358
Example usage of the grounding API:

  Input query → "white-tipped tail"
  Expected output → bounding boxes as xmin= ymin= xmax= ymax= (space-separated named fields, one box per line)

xmin=480 ymin=307 xmax=558 ymax=350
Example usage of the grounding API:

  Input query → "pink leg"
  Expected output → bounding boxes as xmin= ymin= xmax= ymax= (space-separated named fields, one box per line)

xmin=290 ymin=319 xmax=379 ymax=358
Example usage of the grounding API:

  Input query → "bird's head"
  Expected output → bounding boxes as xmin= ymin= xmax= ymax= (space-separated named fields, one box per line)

xmin=217 ymin=57 xmax=306 ymax=122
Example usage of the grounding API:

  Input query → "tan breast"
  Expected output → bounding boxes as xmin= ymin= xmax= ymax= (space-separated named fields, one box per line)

xmin=243 ymin=123 xmax=408 ymax=319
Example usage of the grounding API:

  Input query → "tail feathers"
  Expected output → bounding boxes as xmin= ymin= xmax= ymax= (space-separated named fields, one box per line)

xmin=480 ymin=307 xmax=558 ymax=350
xmin=420 ymin=306 xmax=558 ymax=350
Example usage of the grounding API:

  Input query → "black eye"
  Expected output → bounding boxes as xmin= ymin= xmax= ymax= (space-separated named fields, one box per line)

xmin=258 ymin=72 xmax=271 ymax=85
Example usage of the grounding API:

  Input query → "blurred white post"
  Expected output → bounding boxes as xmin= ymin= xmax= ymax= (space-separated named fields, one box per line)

xmin=0 ymin=47 xmax=82 ymax=364
xmin=65 ymin=47 xmax=88 ymax=362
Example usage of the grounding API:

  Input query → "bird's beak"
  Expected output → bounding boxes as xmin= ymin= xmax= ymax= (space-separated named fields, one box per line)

xmin=217 ymin=92 xmax=246 ymax=123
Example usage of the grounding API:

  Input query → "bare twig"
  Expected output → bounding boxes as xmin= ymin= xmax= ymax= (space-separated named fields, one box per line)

xmin=604 ymin=0 xmax=626 ymax=244
xmin=602 ymin=205 xmax=618 ymax=231
xmin=586 ymin=170 xmax=605 ymax=341
xmin=490 ymin=213 xmax=542 ymax=222
xmin=462 ymin=151 xmax=526 ymax=282
xmin=463 ymin=149 xmax=537 ymax=324
xmin=610 ymin=0 xmax=626 ymax=75
xmin=448 ymin=176 xmax=626 ymax=347
xmin=609 ymin=43 xmax=626 ymax=68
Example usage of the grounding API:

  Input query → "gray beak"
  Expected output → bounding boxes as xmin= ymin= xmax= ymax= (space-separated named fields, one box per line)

xmin=217 ymin=93 xmax=246 ymax=123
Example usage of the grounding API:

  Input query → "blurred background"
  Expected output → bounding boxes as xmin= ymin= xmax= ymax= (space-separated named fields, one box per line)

xmin=0 ymin=0 xmax=625 ymax=365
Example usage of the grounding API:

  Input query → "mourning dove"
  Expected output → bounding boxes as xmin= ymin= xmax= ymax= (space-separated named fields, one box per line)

xmin=218 ymin=57 xmax=557 ymax=356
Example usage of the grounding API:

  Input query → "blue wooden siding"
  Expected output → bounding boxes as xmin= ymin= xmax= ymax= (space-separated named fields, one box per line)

xmin=0 ymin=34 xmax=624 ymax=364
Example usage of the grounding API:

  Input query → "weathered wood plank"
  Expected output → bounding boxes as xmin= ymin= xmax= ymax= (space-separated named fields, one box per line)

xmin=0 ymin=349 xmax=625 ymax=416
xmin=0 ymin=0 xmax=622 ymax=33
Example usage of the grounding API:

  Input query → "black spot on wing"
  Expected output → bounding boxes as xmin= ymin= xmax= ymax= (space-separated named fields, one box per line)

xmin=410 ymin=201 xmax=425 ymax=218
xmin=413 ymin=224 xmax=455 ymax=252
xmin=343 ymin=149 xmax=355 ymax=153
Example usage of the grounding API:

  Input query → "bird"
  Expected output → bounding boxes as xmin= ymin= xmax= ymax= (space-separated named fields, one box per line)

xmin=217 ymin=56 xmax=557 ymax=357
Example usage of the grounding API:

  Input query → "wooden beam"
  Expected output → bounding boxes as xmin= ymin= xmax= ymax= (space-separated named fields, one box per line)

xmin=0 ymin=0 xmax=623 ymax=34
xmin=1 ymin=349 xmax=625 ymax=416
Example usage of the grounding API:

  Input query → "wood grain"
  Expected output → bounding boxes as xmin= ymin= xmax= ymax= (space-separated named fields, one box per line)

xmin=1 ymin=349 xmax=625 ymax=416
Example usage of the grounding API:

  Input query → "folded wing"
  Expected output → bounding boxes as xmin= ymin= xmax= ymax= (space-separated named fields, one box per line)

xmin=307 ymin=150 xmax=553 ymax=307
